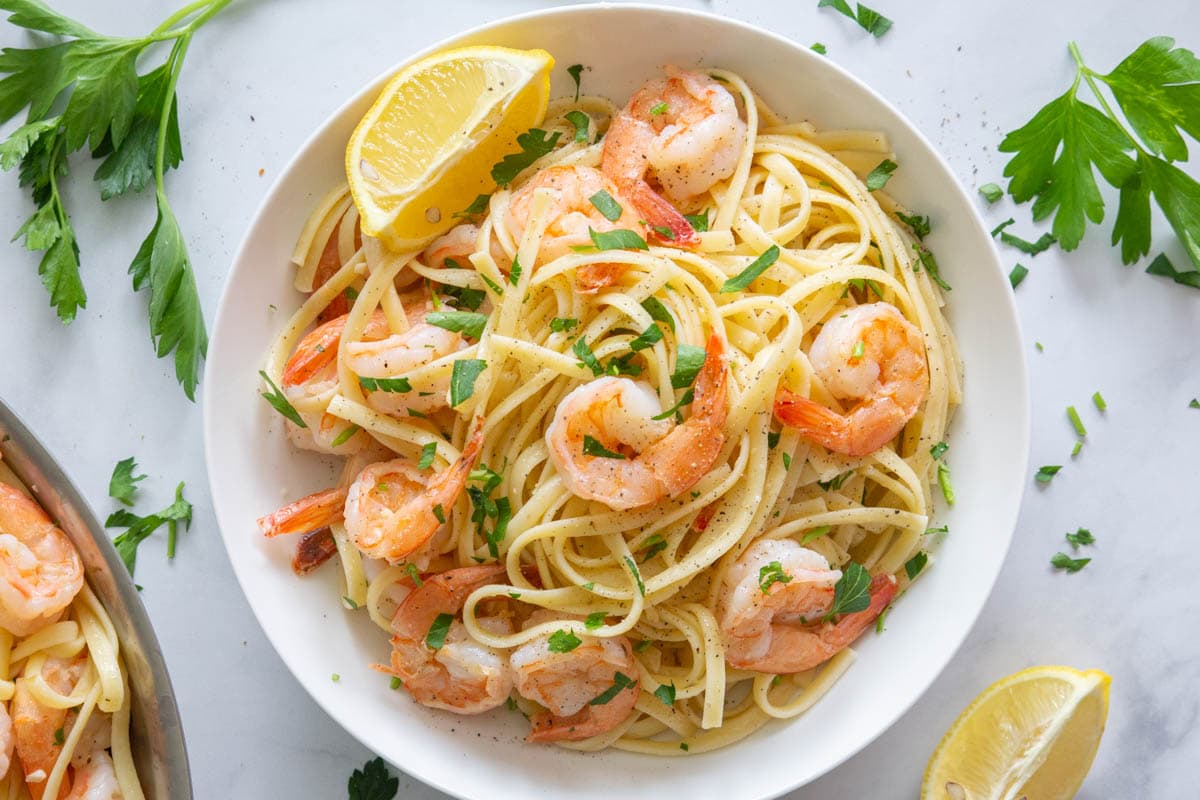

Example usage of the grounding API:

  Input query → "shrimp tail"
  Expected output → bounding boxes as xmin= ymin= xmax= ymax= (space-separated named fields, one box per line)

xmin=525 ymin=664 xmax=639 ymax=743
xmin=774 ymin=388 xmax=911 ymax=458
xmin=257 ymin=487 xmax=348 ymax=538
xmin=280 ymin=316 xmax=346 ymax=387
xmin=628 ymin=180 xmax=700 ymax=247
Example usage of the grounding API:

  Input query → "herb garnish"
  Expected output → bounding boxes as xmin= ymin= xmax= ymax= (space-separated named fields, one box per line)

xmin=670 ymin=343 xmax=707 ymax=389
xmin=801 ymin=525 xmax=831 ymax=545
xmin=453 ymin=193 xmax=491 ymax=220
xmin=449 ymin=359 xmax=486 ymax=407
xmin=979 ymin=183 xmax=1003 ymax=203
xmin=684 ymin=211 xmax=709 ymax=232
xmin=641 ymin=296 xmax=676 ymax=333
xmin=817 ymin=0 xmax=892 ymax=38
xmin=567 ymin=64 xmax=583 ymax=101
xmin=547 ymin=629 xmax=582 ymax=653
xmin=719 ymin=245 xmax=780 ymax=293
xmin=825 ymin=561 xmax=871 ymax=619
xmin=347 ymin=756 xmax=399 ymax=800
xmin=259 ymin=371 xmax=305 ymax=427
xmin=417 ymin=441 xmax=437 ymax=471
xmin=426 ymin=311 xmax=487 ymax=339
xmin=758 ymin=561 xmax=792 ymax=593
xmin=629 ymin=322 xmax=664 ymax=352
xmin=491 ymin=129 xmax=560 ymax=186
xmin=549 ymin=317 xmax=579 ymax=333
xmin=639 ymin=534 xmax=668 ymax=562
xmin=582 ymin=435 xmax=625 ymax=459
xmin=1035 ymin=465 xmax=1062 ymax=483
xmin=425 ymin=613 xmax=453 ymax=650
xmin=108 ymin=457 xmax=146 ymax=506
xmin=1092 ymin=391 xmax=1107 ymax=412
xmin=589 ymin=227 xmax=649 ymax=251
xmin=865 ymin=159 xmax=898 ymax=191
xmin=358 ymin=376 xmax=412 ymax=394
xmin=105 ymin=481 xmax=191 ymax=574
xmin=904 ymin=551 xmax=928 ymax=580
xmin=589 ymin=671 xmax=636 ymax=705
xmin=817 ymin=471 xmax=853 ymax=491
xmin=1009 ymin=263 xmax=1029 ymax=289
xmin=623 ymin=556 xmax=645 ymax=596
xmin=1066 ymin=528 xmax=1096 ymax=548
xmin=649 ymin=101 xmax=668 ymax=116
xmin=589 ymin=189 xmax=623 ymax=221
xmin=895 ymin=212 xmax=930 ymax=239
xmin=811 ymin=42 xmax=828 ymax=55
xmin=573 ymin=336 xmax=604 ymax=376
xmin=1145 ymin=253 xmax=1200 ymax=290
xmin=330 ymin=424 xmax=361 ymax=448
xmin=1051 ymin=553 xmax=1090 ymax=573
xmin=654 ymin=682 xmax=676 ymax=706
xmin=650 ymin=388 xmax=694 ymax=422
xmin=584 ymin=611 xmax=606 ymax=630
xmin=1067 ymin=405 xmax=1087 ymax=438
xmin=565 ymin=109 xmax=589 ymax=143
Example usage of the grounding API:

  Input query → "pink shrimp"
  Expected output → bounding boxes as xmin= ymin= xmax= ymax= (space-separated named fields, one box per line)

xmin=601 ymin=67 xmax=747 ymax=246
xmin=775 ymin=302 xmax=930 ymax=457
xmin=11 ymin=655 xmax=86 ymax=799
xmin=718 ymin=538 xmax=896 ymax=673
xmin=505 ymin=165 xmax=646 ymax=293
xmin=385 ymin=565 xmax=513 ymax=714
xmin=0 ymin=485 xmax=84 ymax=638
xmin=546 ymin=334 xmax=727 ymax=510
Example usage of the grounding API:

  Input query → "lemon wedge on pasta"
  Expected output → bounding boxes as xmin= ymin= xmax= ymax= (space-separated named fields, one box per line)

xmin=345 ymin=45 xmax=554 ymax=250
xmin=922 ymin=665 xmax=1111 ymax=800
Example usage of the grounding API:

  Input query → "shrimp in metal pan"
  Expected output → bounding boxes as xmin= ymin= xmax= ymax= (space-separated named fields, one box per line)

xmin=505 ymin=165 xmax=645 ymax=293
xmin=11 ymin=655 xmax=86 ymax=799
xmin=0 ymin=484 xmax=84 ymax=637
xmin=546 ymin=334 xmax=727 ymax=510
xmin=602 ymin=67 xmax=747 ymax=245
xmin=62 ymin=750 xmax=122 ymax=800
xmin=0 ymin=702 xmax=11 ymax=781
xmin=774 ymin=302 xmax=929 ymax=458
xmin=386 ymin=565 xmax=513 ymax=714
xmin=718 ymin=538 xmax=896 ymax=673
xmin=511 ymin=620 xmax=639 ymax=743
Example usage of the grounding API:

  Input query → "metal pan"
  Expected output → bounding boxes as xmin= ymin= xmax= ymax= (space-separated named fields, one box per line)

xmin=0 ymin=399 xmax=192 ymax=799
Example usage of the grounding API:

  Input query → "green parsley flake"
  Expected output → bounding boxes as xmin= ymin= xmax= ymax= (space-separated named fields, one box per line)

xmin=818 ymin=0 xmax=893 ymax=37
xmin=641 ymin=296 xmax=676 ymax=333
xmin=548 ymin=629 xmax=582 ymax=653
xmin=649 ymin=101 xmax=668 ymax=116
xmin=851 ymin=340 xmax=865 ymax=359
xmin=449 ymin=359 xmax=486 ymax=407
xmin=654 ymin=682 xmax=676 ymax=706
xmin=582 ymin=435 xmax=625 ymax=459
xmin=454 ymin=193 xmax=491 ymax=219
xmin=358 ymin=376 xmax=413 ymax=393
xmin=1051 ymin=552 xmax=1090 ymax=573
xmin=684 ymin=211 xmax=709 ymax=232
xmin=781 ymin=452 xmax=792 ymax=470
xmin=1092 ymin=391 xmax=1107 ymax=412
xmin=589 ymin=189 xmax=623 ymax=221
xmin=589 ymin=671 xmax=636 ymax=705
xmin=640 ymin=534 xmax=668 ymax=563
xmin=1067 ymin=405 xmax=1087 ymax=438
xmin=1071 ymin=441 xmax=1083 ymax=457
xmin=937 ymin=463 xmax=955 ymax=504
xmin=720 ymin=245 xmax=780 ymax=293
xmin=634 ymin=639 xmax=653 ymax=653
xmin=623 ymin=556 xmax=646 ymax=596
xmin=758 ymin=560 xmax=793 ymax=593
xmin=1190 ymin=399 xmax=1200 ymax=409
xmin=979 ymin=183 xmax=1004 ymax=203
xmin=585 ymin=611 xmax=606 ymax=630
xmin=509 ymin=255 xmax=522 ymax=286
xmin=817 ymin=470 xmax=854 ymax=491
xmin=998 ymin=228 xmax=1057 ymax=256
xmin=930 ymin=441 xmax=949 ymax=460
xmin=1145 ymin=253 xmax=1200 ymax=290
xmin=425 ymin=311 xmax=487 ymax=339
xmin=1066 ymin=528 xmax=1096 ymax=548
xmin=865 ymin=159 xmax=898 ymax=191
xmin=425 ymin=613 xmax=453 ymax=649
xmin=417 ymin=441 xmax=437 ymax=470
xmin=108 ymin=457 xmax=146 ymax=506
xmin=259 ymin=371 xmax=306 ymax=427
xmin=650 ymin=388 xmax=694 ymax=422
xmin=904 ymin=551 xmax=928 ymax=580
xmin=915 ymin=246 xmax=952 ymax=291
xmin=1009 ymin=263 xmax=1029 ymax=289
xmin=343 ymin=596 xmax=359 ymax=609
xmin=680 ymin=742 xmax=690 ymax=752
xmin=390 ymin=676 xmax=402 ymax=690
xmin=332 ymin=673 xmax=340 ymax=682
xmin=565 ymin=109 xmax=590 ymax=143
xmin=330 ymin=424 xmax=361 ymax=448
xmin=1035 ymin=465 xmax=1062 ymax=483
xmin=589 ymin=227 xmax=649 ymax=251
xmin=432 ymin=504 xmax=445 ymax=524
xmin=800 ymin=525 xmax=831 ymax=544
xmin=895 ymin=212 xmax=930 ymax=240
xmin=826 ymin=562 xmax=872 ymax=619
xmin=492 ymin=129 xmax=561 ymax=186
xmin=404 ymin=563 xmax=423 ymax=587
xmin=550 ymin=317 xmax=579 ymax=333
xmin=630 ymin=322 xmax=664 ymax=352
xmin=670 ymin=344 xmax=708 ymax=388
xmin=811 ymin=42 xmax=828 ymax=55
xmin=767 ymin=431 xmax=781 ymax=449
xmin=567 ymin=64 xmax=584 ymax=100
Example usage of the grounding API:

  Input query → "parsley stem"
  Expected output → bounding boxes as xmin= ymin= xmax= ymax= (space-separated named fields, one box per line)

xmin=149 ymin=0 xmax=232 ymax=40
xmin=155 ymin=36 xmax=191 ymax=195
xmin=1067 ymin=41 xmax=1148 ymax=158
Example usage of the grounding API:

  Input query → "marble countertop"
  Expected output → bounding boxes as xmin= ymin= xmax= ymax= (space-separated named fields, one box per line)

xmin=2 ymin=0 xmax=1197 ymax=797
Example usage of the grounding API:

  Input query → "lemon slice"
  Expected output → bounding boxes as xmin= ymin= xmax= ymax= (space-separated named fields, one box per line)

xmin=922 ymin=666 xmax=1111 ymax=800
xmin=346 ymin=45 xmax=554 ymax=250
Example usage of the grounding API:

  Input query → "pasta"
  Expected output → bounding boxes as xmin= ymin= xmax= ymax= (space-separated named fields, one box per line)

xmin=260 ymin=65 xmax=960 ymax=754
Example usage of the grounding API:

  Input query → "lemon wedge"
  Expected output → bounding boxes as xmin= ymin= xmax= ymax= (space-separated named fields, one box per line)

xmin=346 ymin=45 xmax=554 ymax=250
xmin=922 ymin=666 xmax=1111 ymax=800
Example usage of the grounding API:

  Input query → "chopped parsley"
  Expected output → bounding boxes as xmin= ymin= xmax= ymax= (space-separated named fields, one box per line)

xmin=449 ymin=359 xmax=486 ymax=407
xmin=937 ymin=463 xmax=955 ymax=504
xmin=758 ymin=560 xmax=793 ymax=593
xmin=914 ymin=245 xmax=952 ymax=291
xmin=640 ymin=534 xmax=668 ymax=562
xmin=1092 ymin=391 xmax=1107 ymax=412
xmin=629 ymin=323 xmax=664 ymax=352
xmin=654 ymin=682 xmax=677 ymax=706
xmin=1190 ymin=399 xmax=1200 ymax=409
xmin=634 ymin=639 xmax=653 ymax=653
xmin=865 ymin=159 xmax=898 ymax=191
xmin=567 ymin=64 xmax=584 ymax=100
xmin=623 ymin=556 xmax=646 ymax=596
xmin=719 ymin=245 xmax=780 ymax=293
xmin=347 ymin=757 xmax=399 ymax=800
xmin=781 ymin=452 xmax=792 ymax=470
xmin=650 ymin=388 xmax=694 ymax=422
xmin=53 ymin=727 xmax=64 ymax=746
xmin=509 ymin=255 xmax=522 ymax=286
xmin=649 ymin=101 xmax=668 ymax=116
xmin=1067 ymin=406 xmax=1087 ymax=438
xmin=330 ymin=424 xmax=361 ymax=448
xmin=811 ymin=42 xmax=828 ymax=55
xmin=432 ymin=504 xmax=445 ymax=524
xmin=641 ymin=296 xmax=676 ymax=333
xmin=1145 ymin=253 xmax=1200 ymax=290
xmin=582 ymin=435 xmax=625 ymax=459
xmin=547 ymin=629 xmax=582 ymax=653
xmin=800 ymin=525 xmax=831 ymax=545
xmin=342 ymin=596 xmax=359 ymax=609
xmin=684 ymin=211 xmax=709 ymax=232
xmin=389 ymin=676 xmax=402 ymax=690
xmin=491 ymin=129 xmax=561 ymax=186
xmin=930 ymin=441 xmax=949 ymax=460
xmin=1066 ymin=528 xmax=1096 ymax=548
xmin=549 ymin=317 xmax=579 ymax=333
xmin=358 ymin=376 xmax=412 ymax=393
xmin=425 ymin=613 xmax=453 ymax=650
xmin=651 ymin=224 xmax=675 ymax=240
xmin=105 ymin=482 xmax=192 ymax=574
xmin=573 ymin=337 xmax=604 ymax=375
xmin=670 ymin=344 xmax=708 ymax=389
xmin=589 ymin=671 xmax=636 ymax=705
xmin=679 ymin=742 xmax=690 ymax=752
xmin=1050 ymin=553 xmax=1090 ymax=573
xmin=826 ymin=561 xmax=871 ymax=619
xmin=425 ymin=311 xmax=487 ymax=339
xmin=817 ymin=0 xmax=893 ymax=38
xmin=979 ymin=183 xmax=1004 ymax=203
xmin=850 ymin=340 xmax=865 ymax=360
xmin=481 ymin=273 xmax=505 ymax=296
xmin=895 ymin=212 xmax=930 ymax=240
xmin=565 ymin=109 xmax=590 ymax=143
xmin=817 ymin=471 xmax=853 ymax=491
xmin=403 ymin=563 xmax=423 ymax=587
xmin=997 ymin=227 xmax=1057 ymax=256
xmin=1071 ymin=441 xmax=1083 ymax=457
xmin=589 ymin=190 xmax=623 ymax=221
xmin=440 ymin=283 xmax=487 ymax=312
xmin=904 ymin=551 xmax=928 ymax=580
xmin=1035 ymin=465 xmax=1062 ymax=484
xmin=585 ymin=611 xmax=606 ymax=630
xmin=589 ymin=227 xmax=649 ymax=251
xmin=259 ymin=371 xmax=306 ymax=427
xmin=767 ymin=431 xmax=781 ymax=449
xmin=453 ymin=193 xmax=491 ymax=219
xmin=1009 ymin=263 xmax=1029 ymax=288
xmin=108 ymin=457 xmax=146 ymax=506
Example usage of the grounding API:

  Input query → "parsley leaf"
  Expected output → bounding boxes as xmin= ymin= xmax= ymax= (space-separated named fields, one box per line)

xmin=811 ymin=42 xmax=828 ymax=56
xmin=108 ymin=456 xmax=145 ymax=506
xmin=1066 ymin=528 xmax=1096 ymax=548
xmin=584 ymin=611 xmax=606 ymax=630
xmin=623 ymin=556 xmax=645 ymax=596
xmin=259 ymin=371 xmax=305 ymax=427
xmin=582 ymin=435 xmax=625 ymax=459
xmin=639 ymin=534 xmax=668 ymax=563
xmin=425 ymin=310 xmax=488 ymax=339
xmin=641 ymin=296 xmax=676 ymax=334
xmin=453 ymin=193 xmax=491 ymax=220
xmin=547 ymin=629 xmax=582 ymax=653
xmin=347 ymin=757 xmax=398 ymax=800
xmin=1051 ymin=552 xmax=1090 ymax=573
xmin=491 ymin=129 xmax=561 ymax=187
xmin=573 ymin=336 xmax=604 ymax=376
xmin=1100 ymin=37 xmax=1200 ymax=162
xmin=567 ymin=63 xmax=583 ymax=101
xmin=998 ymin=228 xmax=1057 ymax=256
xmin=895 ymin=212 xmax=930 ymax=240
xmin=549 ymin=317 xmax=579 ymax=333
xmin=1145 ymin=252 xmax=1200 ymax=290
xmin=589 ymin=671 xmax=636 ymax=705
xmin=417 ymin=441 xmax=437 ymax=471
xmin=1009 ymin=262 xmax=1029 ymax=288
xmin=929 ymin=441 xmax=949 ymax=460
xmin=865 ymin=159 xmax=898 ymax=191
xmin=589 ymin=189 xmax=623 ymax=221
xmin=817 ymin=0 xmax=892 ymax=38
xmin=684 ymin=211 xmax=709 ymax=232
xmin=358 ymin=376 xmax=412 ymax=393
xmin=565 ymin=110 xmax=590 ymax=143
xmin=449 ymin=359 xmax=486 ymax=407
xmin=720 ymin=245 xmax=780 ymax=293
xmin=425 ymin=613 xmax=453 ymax=650
xmin=629 ymin=322 xmax=664 ymax=352
xmin=650 ymin=388 xmax=693 ymax=421
xmin=758 ymin=560 xmax=792 ymax=593
xmin=670 ymin=344 xmax=707 ymax=389
xmin=1035 ymin=465 xmax=1062 ymax=483
xmin=914 ymin=245 xmax=952 ymax=291
xmin=331 ymin=424 xmax=361 ymax=447
xmin=105 ymin=481 xmax=192 ymax=574
xmin=800 ymin=525 xmax=831 ymax=545
xmin=589 ymin=227 xmax=648 ymax=251
xmin=654 ymin=682 xmax=676 ymax=707
xmin=826 ymin=561 xmax=871 ymax=619
xmin=979 ymin=183 xmax=1004 ymax=203
xmin=904 ymin=551 xmax=928 ymax=580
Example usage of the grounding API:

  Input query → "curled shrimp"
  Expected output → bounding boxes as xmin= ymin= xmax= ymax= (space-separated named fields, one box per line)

xmin=386 ymin=565 xmax=512 ymax=714
xmin=511 ymin=620 xmax=639 ymax=743
xmin=775 ymin=302 xmax=929 ymax=457
xmin=602 ymin=67 xmax=747 ymax=245
xmin=12 ymin=655 xmax=85 ymax=799
xmin=718 ymin=538 xmax=896 ymax=673
xmin=0 ymin=485 xmax=84 ymax=638
xmin=62 ymin=750 xmax=121 ymax=800
xmin=546 ymin=334 xmax=727 ymax=510
xmin=506 ymin=165 xmax=646 ymax=293
xmin=343 ymin=323 xmax=466 ymax=416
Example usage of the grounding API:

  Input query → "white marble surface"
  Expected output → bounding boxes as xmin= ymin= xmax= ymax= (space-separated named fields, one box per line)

xmin=2 ymin=0 xmax=1198 ymax=797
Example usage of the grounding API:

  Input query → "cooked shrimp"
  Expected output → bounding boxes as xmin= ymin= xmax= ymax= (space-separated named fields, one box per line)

xmin=0 ymin=485 xmax=84 ymax=637
xmin=62 ymin=750 xmax=121 ymax=800
xmin=424 ymin=223 xmax=483 ymax=269
xmin=0 ymin=702 xmax=11 ymax=781
xmin=546 ymin=334 xmax=727 ymax=510
xmin=387 ymin=565 xmax=512 ymax=714
xmin=775 ymin=302 xmax=929 ymax=457
xmin=343 ymin=323 xmax=466 ymax=416
xmin=344 ymin=423 xmax=484 ymax=565
xmin=718 ymin=538 xmax=896 ymax=673
xmin=602 ymin=67 xmax=746 ymax=244
xmin=257 ymin=487 xmax=348 ymax=539
xmin=12 ymin=655 xmax=85 ymax=799
xmin=505 ymin=165 xmax=645 ymax=293
xmin=511 ymin=620 xmax=639 ymax=743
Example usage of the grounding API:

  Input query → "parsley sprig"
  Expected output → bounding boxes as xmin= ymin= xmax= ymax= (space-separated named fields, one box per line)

xmin=1000 ymin=37 xmax=1200 ymax=287
xmin=105 ymin=479 xmax=192 ymax=574
xmin=347 ymin=757 xmax=398 ymax=800
xmin=0 ymin=0 xmax=230 ymax=399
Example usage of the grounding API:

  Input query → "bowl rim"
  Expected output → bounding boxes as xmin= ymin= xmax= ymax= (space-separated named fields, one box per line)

xmin=203 ymin=4 xmax=1030 ymax=797
xmin=0 ymin=399 xmax=194 ymax=800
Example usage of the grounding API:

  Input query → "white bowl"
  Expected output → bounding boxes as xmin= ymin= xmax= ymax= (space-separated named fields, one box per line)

xmin=204 ymin=5 xmax=1029 ymax=799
